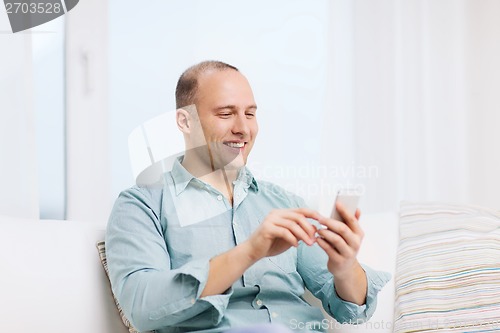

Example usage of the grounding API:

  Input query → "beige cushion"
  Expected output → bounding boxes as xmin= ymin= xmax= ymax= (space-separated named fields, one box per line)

xmin=96 ymin=241 xmax=140 ymax=333
xmin=393 ymin=202 xmax=500 ymax=332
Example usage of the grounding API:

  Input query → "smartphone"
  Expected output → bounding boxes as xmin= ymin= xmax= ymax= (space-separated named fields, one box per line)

xmin=330 ymin=188 xmax=361 ymax=222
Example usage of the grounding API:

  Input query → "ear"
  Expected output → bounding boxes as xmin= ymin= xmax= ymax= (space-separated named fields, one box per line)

xmin=176 ymin=108 xmax=191 ymax=134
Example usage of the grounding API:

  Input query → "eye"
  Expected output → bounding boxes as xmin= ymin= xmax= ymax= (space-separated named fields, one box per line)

xmin=218 ymin=113 xmax=232 ymax=118
xmin=245 ymin=112 xmax=256 ymax=118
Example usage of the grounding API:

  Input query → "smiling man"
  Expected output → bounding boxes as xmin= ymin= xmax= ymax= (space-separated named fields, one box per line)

xmin=175 ymin=64 xmax=258 ymax=202
xmin=106 ymin=61 xmax=390 ymax=333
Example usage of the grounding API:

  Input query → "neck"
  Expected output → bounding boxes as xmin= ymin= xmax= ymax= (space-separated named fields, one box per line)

xmin=181 ymin=151 xmax=242 ymax=200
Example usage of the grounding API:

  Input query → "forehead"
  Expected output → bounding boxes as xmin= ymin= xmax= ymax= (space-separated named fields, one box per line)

xmin=196 ymin=69 xmax=255 ymax=107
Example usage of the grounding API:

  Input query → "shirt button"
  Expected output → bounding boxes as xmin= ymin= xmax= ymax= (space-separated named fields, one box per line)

xmin=256 ymin=299 xmax=263 ymax=307
xmin=271 ymin=312 xmax=279 ymax=318
xmin=217 ymin=195 xmax=223 ymax=201
xmin=190 ymin=298 xmax=195 ymax=304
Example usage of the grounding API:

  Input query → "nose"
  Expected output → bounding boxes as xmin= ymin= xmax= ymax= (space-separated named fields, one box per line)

xmin=232 ymin=113 xmax=250 ymax=136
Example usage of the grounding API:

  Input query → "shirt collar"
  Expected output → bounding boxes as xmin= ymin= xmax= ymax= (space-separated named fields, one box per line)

xmin=171 ymin=156 xmax=259 ymax=195
xmin=234 ymin=165 xmax=259 ymax=192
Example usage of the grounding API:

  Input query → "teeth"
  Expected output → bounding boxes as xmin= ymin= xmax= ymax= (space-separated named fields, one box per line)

xmin=225 ymin=142 xmax=244 ymax=148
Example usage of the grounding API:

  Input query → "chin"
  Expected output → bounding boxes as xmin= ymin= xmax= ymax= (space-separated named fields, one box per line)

xmin=221 ymin=153 xmax=246 ymax=170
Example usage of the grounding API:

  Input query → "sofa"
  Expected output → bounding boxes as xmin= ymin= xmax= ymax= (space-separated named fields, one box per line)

xmin=0 ymin=216 xmax=129 ymax=333
xmin=0 ymin=211 xmax=398 ymax=333
xmin=5 ymin=203 xmax=498 ymax=333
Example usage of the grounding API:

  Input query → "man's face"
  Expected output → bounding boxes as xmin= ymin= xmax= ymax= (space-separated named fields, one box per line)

xmin=193 ymin=69 xmax=258 ymax=171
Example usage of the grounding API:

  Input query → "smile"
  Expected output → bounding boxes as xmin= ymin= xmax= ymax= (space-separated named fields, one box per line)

xmin=223 ymin=142 xmax=245 ymax=148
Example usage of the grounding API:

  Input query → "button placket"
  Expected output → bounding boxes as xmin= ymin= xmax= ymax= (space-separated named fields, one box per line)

xmin=232 ymin=216 xmax=242 ymax=245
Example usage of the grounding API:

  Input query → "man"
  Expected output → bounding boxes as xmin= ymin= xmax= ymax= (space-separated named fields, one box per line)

xmin=106 ymin=61 xmax=390 ymax=333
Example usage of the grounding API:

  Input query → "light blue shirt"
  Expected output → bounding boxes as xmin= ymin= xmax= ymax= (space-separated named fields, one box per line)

xmin=106 ymin=157 xmax=390 ymax=333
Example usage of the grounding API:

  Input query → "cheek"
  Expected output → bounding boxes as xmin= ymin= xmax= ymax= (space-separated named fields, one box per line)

xmin=202 ymin=121 xmax=227 ymax=139
xmin=252 ymin=123 xmax=259 ymax=137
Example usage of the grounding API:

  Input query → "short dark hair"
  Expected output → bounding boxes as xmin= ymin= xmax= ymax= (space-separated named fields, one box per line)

xmin=175 ymin=60 xmax=239 ymax=109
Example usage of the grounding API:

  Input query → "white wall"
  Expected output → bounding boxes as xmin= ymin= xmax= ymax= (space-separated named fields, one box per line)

xmin=108 ymin=0 xmax=332 ymax=212
xmin=65 ymin=0 xmax=110 ymax=223
xmin=0 ymin=10 xmax=39 ymax=219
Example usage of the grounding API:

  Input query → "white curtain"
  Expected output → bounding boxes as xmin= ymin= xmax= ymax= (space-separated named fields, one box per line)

xmin=0 ymin=11 xmax=39 ymax=219
xmin=465 ymin=0 xmax=500 ymax=210
xmin=323 ymin=0 xmax=499 ymax=213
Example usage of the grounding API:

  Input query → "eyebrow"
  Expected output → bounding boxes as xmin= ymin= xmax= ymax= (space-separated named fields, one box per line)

xmin=213 ymin=105 xmax=258 ymax=112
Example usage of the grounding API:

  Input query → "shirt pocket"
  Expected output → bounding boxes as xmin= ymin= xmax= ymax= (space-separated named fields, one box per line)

xmin=268 ymin=249 xmax=297 ymax=274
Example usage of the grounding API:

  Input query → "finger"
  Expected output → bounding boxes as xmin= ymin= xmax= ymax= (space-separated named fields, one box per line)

xmin=334 ymin=202 xmax=363 ymax=236
xmin=280 ymin=210 xmax=319 ymax=242
xmin=317 ymin=215 xmax=349 ymax=234
xmin=316 ymin=236 xmax=344 ymax=262
xmin=275 ymin=216 xmax=316 ymax=246
xmin=291 ymin=208 xmax=325 ymax=237
xmin=355 ymin=208 xmax=361 ymax=220
xmin=267 ymin=209 xmax=324 ymax=244
xmin=269 ymin=223 xmax=300 ymax=247
xmin=293 ymin=207 xmax=324 ymax=222
xmin=317 ymin=228 xmax=352 ymax=256
xmin=318 ymin=219 xmax=363 ymax=251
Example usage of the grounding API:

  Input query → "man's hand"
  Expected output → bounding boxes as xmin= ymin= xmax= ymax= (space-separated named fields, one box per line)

xmin=315 ymin=202 xmax=367 ymax=305
xmin=243 ymin=208 xmax=321 ymax=262
xmin=201 ymin=205 xmax=367 ymax=303
xmin=200 ymin=208 xmax=320 ymax=297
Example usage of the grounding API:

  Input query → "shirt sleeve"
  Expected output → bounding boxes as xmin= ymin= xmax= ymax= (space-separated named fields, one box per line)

xmin=290 ymin=193 xmax=391 ymax=324
xmin=105 ymin=187 xmax=232 ymax=332
xmin=297 ymin=242 xmax=391 ymax=324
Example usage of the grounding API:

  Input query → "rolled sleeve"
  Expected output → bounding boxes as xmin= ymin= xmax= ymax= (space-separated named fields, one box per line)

xmin=175 ymin=258 xmax=234 ymax=323
xmin=298 ymin=241 xmax=391 ymax=325
xmin=328 ymin=264 xmax=391 ymax=324
xmin=106 ymin=187 xmax=233 ymax=332
xmin=144 ymin=259 xmax=234 ymax=327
